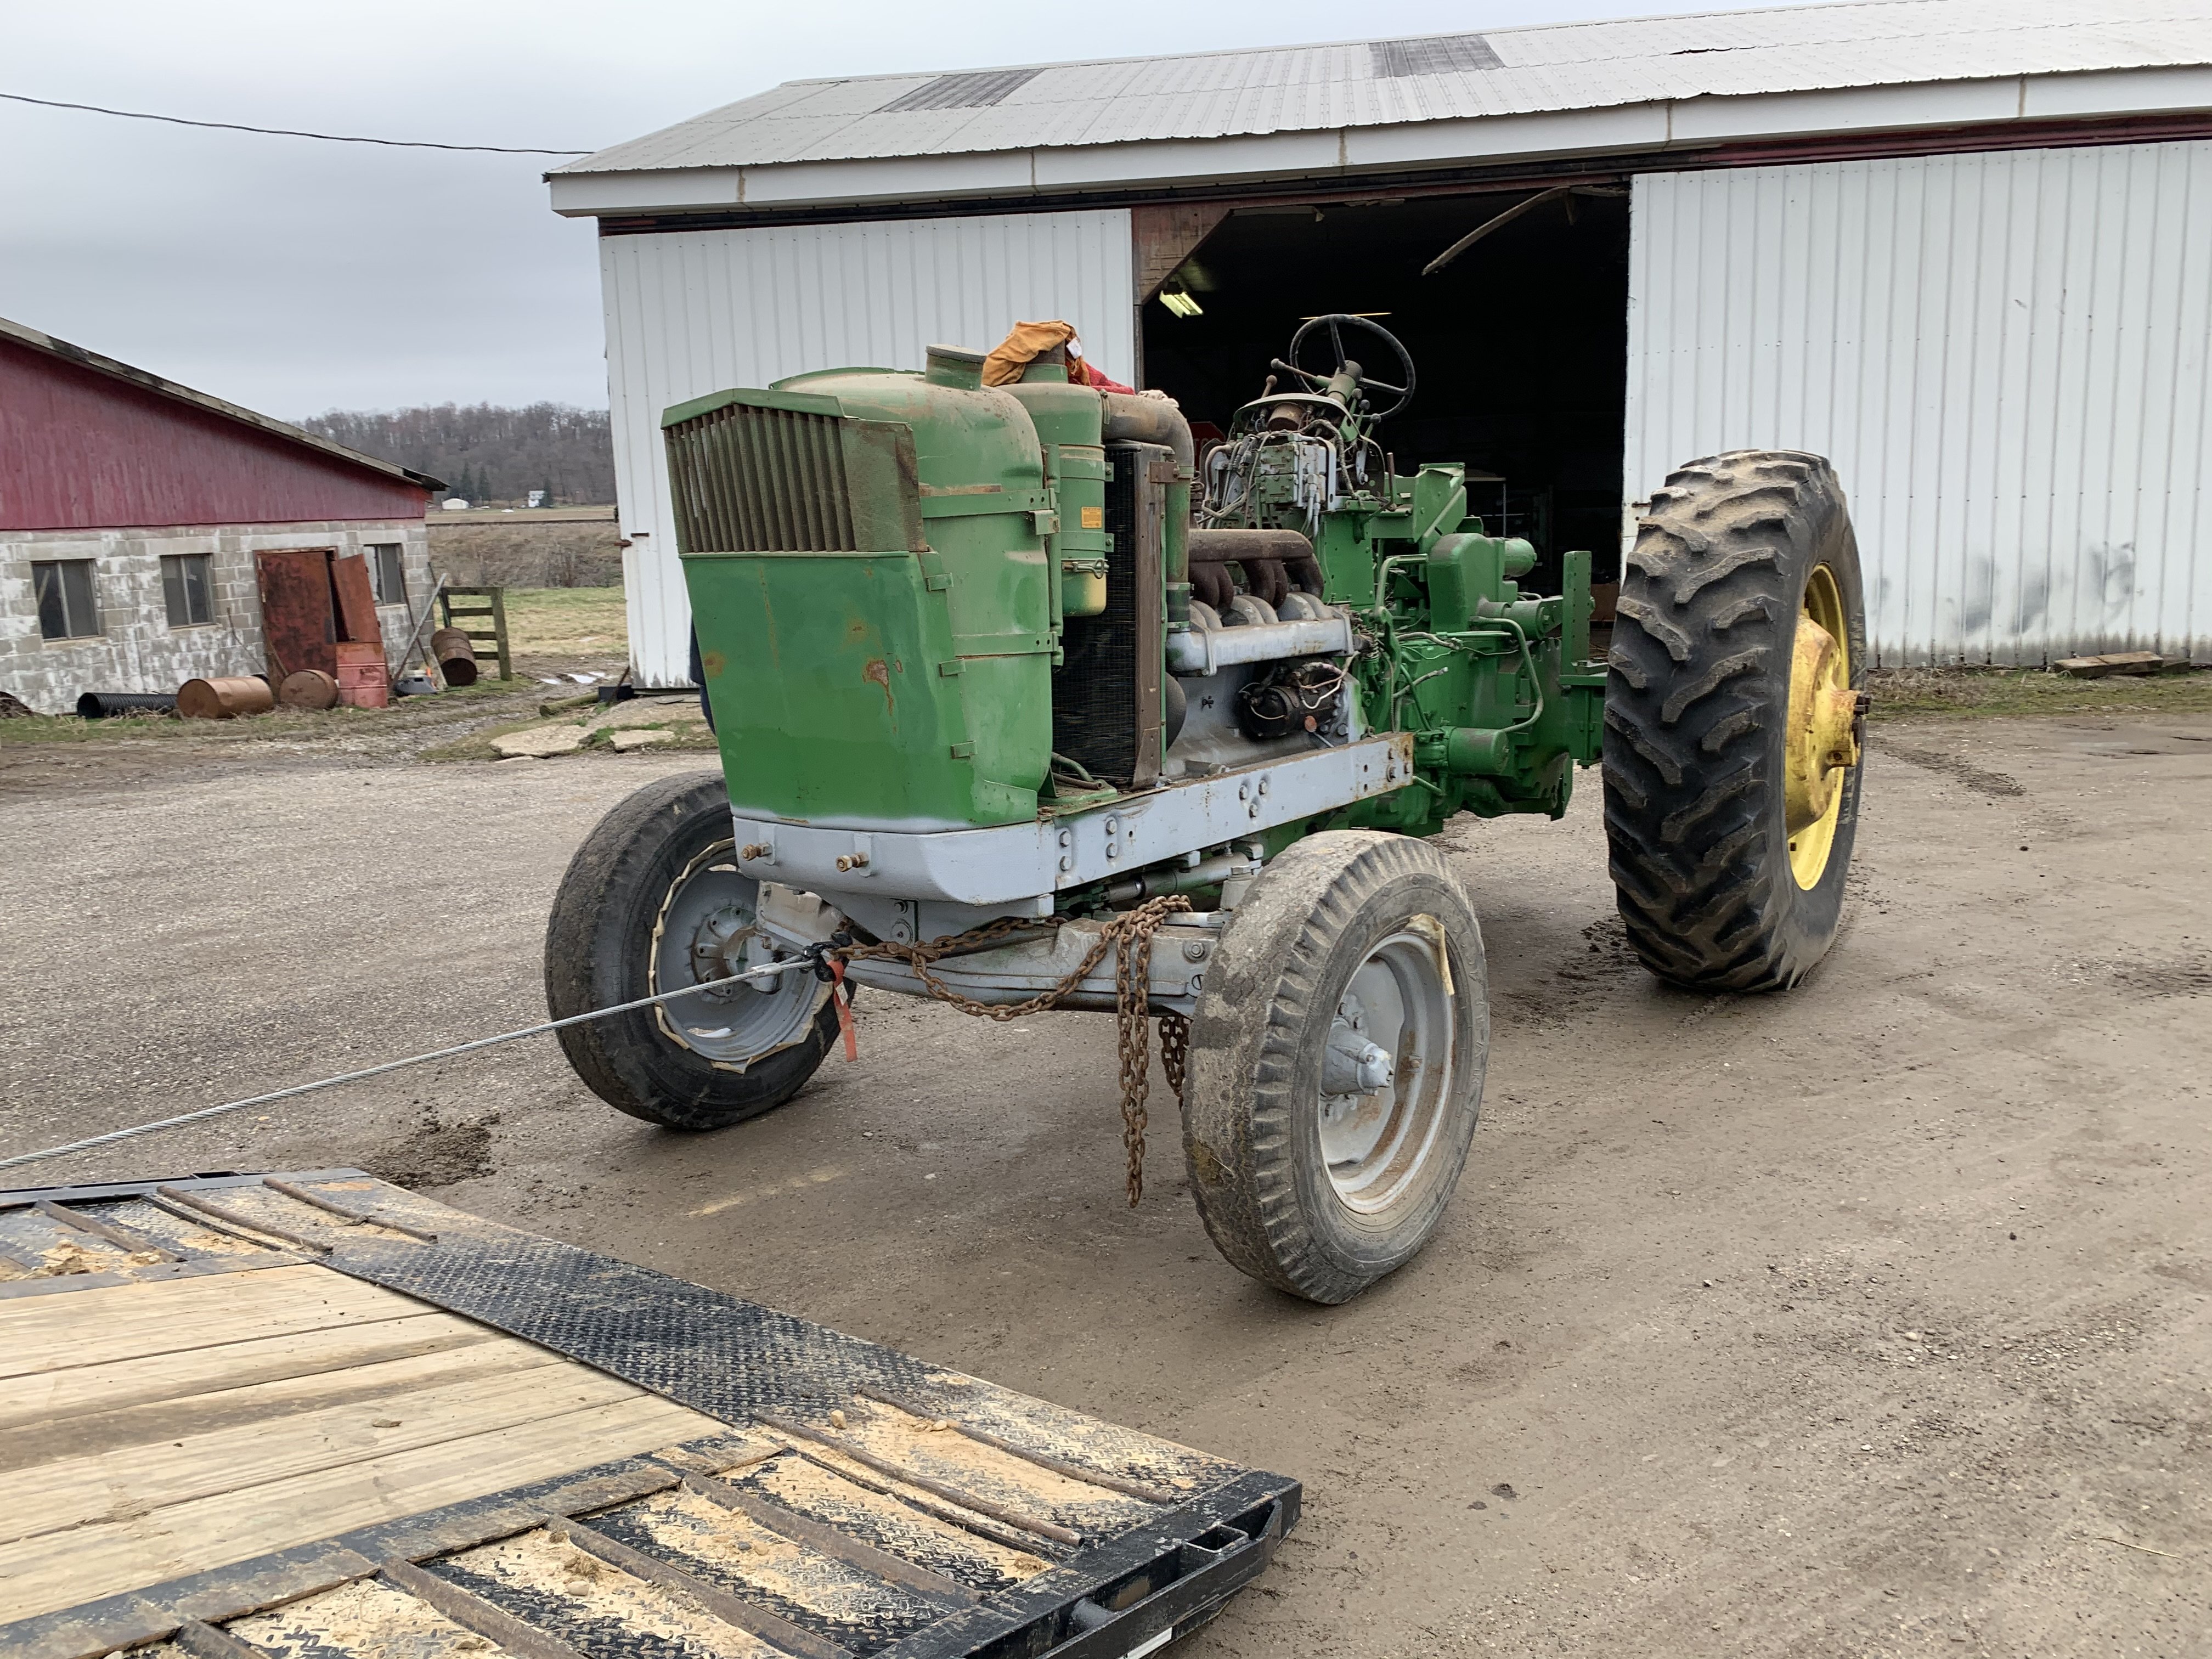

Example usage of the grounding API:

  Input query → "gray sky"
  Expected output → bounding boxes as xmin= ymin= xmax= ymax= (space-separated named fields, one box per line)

xmin=4 ymin=0 xmax=1683 ymax=420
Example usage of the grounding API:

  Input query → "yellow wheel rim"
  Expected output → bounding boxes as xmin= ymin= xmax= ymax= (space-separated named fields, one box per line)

xmin=1784 ymin=565 xmax=1858 ymax=889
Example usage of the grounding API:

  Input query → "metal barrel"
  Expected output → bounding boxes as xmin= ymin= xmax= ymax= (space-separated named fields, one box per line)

xmin=176 ymin=675 xmax=276 ymax=720
xmin=334 ymin=642 xmax=391 ymax=710
xmin=75 ymin=692 xmax=178 ymax=719
xmin=431 ymin=627 xmax=479 ymax=686
xmin=277 ymin=669 xmax=340 ymax=710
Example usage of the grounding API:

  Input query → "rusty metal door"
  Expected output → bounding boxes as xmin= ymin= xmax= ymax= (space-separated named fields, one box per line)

xmin=330 ymin=552 xmax=383 ymax=647
xmin=255 ymin=549 xmax=338 ymax=679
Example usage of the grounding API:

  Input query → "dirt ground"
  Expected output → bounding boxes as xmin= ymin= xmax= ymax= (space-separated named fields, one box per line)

xmin=1 ymin=712 xmax=2206 ymax=1657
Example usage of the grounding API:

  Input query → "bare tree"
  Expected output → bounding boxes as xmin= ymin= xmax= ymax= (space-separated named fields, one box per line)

xmin=301 ymin=403 xmax=616 ymax=504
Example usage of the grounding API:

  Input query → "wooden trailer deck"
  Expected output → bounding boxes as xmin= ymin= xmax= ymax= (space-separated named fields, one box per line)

xmin=0 ymin=1172 xmax=1295 ymax=1659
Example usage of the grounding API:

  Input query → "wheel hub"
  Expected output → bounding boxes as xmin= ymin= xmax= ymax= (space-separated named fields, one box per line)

xmin=1323 ymin=1003 xmax=1395 ymax=1095
xmin=650 ymin=841 xmax=822 ymax=1066
xmin=1317 ymin=930 xmax=1455 ymax=1213
xmin=1784 ymin=565 xmax=1859 ymax=888
xmin=687 ymin=904 xmax=761 ymax=995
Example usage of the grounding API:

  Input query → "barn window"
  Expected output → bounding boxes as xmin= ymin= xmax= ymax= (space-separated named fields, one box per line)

xmin=161 ymin=554 xmax=215 ymax=627
xmin=367 ymin=543 xmax=408 ymax=605
xmin=32 ymin=560 xmax=100 ymax=640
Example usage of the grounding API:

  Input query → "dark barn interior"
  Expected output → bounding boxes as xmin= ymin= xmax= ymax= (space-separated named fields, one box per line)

xmin=1138 ymin=188 xmax=1631 ymax=589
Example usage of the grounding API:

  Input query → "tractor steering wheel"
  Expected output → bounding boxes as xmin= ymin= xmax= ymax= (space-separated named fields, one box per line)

xmin=1273 ymin=313 xmax=1417 ymax=420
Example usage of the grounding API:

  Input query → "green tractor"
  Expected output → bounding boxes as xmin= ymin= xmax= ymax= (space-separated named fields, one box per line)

xmin=546 ymin=316 xmax=1867 ymax=1304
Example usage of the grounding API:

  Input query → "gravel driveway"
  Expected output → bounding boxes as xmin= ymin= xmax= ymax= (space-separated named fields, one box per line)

xmin=2 ymin=714 xmax=2206 ymax=1656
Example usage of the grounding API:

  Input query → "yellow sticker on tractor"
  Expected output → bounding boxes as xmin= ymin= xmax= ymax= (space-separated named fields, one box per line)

xmin=1081 ymin=506 xmax=1105 ymax=529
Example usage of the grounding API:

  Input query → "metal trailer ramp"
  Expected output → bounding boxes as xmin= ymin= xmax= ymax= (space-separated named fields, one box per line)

xmin=0 ymin=1171 xmax=1296 ymax=1659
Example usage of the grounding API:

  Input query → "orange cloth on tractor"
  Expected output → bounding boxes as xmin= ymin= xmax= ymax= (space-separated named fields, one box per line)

xmin=981 ymin=320 xmax=1076 ymax=385
xmin=980 ymin=320 xmax=1135 ymax=394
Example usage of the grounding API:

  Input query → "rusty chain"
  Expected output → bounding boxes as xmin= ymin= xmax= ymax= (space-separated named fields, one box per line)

xmin=1110 ymin=896 xmax=1192 ymax=1206
xmin=1158 ymin=1010 xmax=1189 ymax=1101
xmin=839 ymin=895 xmax=1193 ymax=1206
xmin=841 ymin=915 xmax=1098 ymax=1020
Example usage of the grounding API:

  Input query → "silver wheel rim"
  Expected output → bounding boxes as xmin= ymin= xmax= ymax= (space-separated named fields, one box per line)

xmin=649 ymin=840 xmax=822 ymax=1070
xmin=1317 ymin=923 xmax=1456 ymax=1213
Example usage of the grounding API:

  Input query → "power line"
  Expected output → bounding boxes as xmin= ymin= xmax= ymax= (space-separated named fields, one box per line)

xmin=0 ymin=89 xmax=591 ymax=154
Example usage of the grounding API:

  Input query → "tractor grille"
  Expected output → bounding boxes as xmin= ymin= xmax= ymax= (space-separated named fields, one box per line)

xmin=666 ymin=402 xmax=858 ymax=552
xmin=1052 ymin=449 xmax=1143 ymax=784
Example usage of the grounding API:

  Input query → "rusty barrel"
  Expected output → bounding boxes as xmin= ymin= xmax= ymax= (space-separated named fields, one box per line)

xmin=334 ymin=642 xmax=391 ymax=710
xmin=431 ymin=627 xmax=479 ymax=686
xmin=176 ymin=675 xmax=275 ymax=720
xmin=277 ymin=669 xmax=340 ymax=710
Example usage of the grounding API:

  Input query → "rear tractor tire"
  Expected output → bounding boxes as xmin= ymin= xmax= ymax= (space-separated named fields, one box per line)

xmin=1603 ymin=450 xmax=1868 ymax=991
xmin=544 ymin=771 xmax=840 ymax=1130
xmin=1181 ymin=831 xmax=1487 ymax=1305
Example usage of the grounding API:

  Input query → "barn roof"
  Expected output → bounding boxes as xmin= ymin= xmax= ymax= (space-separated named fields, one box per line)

xmin=556 ymin=0 xmax=2212 ymax=187
xmin=0 ymin=315 xmax=442 ymax=494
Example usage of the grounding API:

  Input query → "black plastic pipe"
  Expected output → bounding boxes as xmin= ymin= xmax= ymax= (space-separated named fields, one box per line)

xmin=76 ymin=692 xmax=178 ymax=719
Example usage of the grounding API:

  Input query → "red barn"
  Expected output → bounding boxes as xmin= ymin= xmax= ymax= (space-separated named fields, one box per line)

xmin=1 ymin=315 xmax=442 ymax=712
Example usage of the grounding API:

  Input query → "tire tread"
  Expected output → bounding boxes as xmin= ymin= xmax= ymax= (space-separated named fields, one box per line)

xmin=1602 ymin=449 xmax=1863 ymax=992
xmin=543 ymin=771 xmax=836 ymax=1130
xmin=1182 ymin=832 xmax=1486 ymax=1304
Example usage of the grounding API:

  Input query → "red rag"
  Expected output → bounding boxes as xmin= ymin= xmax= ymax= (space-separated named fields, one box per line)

xmin=1074 ymin=358 xmax=1137 ymax=394
xmin=828 ymin=959 xmax=859 ymax=1060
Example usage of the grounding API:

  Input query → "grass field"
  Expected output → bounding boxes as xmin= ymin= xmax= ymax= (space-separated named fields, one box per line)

xmin=1866 ymin=664 xmax=2212 ymax=721
xmin=501 ymin=586 xmax=627 ymax=659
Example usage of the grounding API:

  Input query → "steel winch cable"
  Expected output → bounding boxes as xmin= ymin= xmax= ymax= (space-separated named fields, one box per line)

xmin=3 ymin=906 xmax=1198 ymax=1201
xmin=0 ymin=959 xmax=814 ymax=1175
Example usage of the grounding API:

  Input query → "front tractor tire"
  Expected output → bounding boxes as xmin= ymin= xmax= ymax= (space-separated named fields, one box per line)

xmin=1604 ymin=450 xmax=1868 ymax=991
xmin=1181 ymin=832 xmax=1488 ymax=1305
xmin=545 ymin=771 xmax=840 ymax=1130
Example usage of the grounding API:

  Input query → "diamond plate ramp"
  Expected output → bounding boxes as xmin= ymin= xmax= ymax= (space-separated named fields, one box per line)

xmin=0 ymin=1171 xmax=1298 ymax=1659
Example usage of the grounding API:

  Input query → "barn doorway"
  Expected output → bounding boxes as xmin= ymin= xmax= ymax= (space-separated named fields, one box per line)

xmin=1136 ymin=186 xmax=1631 ymax=592
xmin=254 ymin=548 xmax=383 ymax=681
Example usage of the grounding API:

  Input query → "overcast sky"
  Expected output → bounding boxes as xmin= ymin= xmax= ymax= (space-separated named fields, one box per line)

xmin=5 ymin=0 xmax=1693 ymax=420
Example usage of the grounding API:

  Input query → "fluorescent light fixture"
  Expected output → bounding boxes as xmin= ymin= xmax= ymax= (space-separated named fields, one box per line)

xmin=1159 ymin=287 xmax=1203 ymax=318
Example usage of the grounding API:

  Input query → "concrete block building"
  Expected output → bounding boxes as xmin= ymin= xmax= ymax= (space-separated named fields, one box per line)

xmin=0 ymin=317 xmax=439 ymax=713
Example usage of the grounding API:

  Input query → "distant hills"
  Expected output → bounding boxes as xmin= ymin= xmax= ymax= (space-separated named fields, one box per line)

xmin=301 ymin=403 xmax=616 ymax=506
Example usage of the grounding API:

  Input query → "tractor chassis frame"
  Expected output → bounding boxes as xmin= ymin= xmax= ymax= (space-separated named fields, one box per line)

xmin=756 ymin=884 xmax=1224 ymax=1015
xmin=727 ymin=732 xmax=1415 ymax=922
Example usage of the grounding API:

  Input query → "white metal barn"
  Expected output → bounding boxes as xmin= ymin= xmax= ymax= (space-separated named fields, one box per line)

xmin=551 ymin=0 xmax=2212 ymax=681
